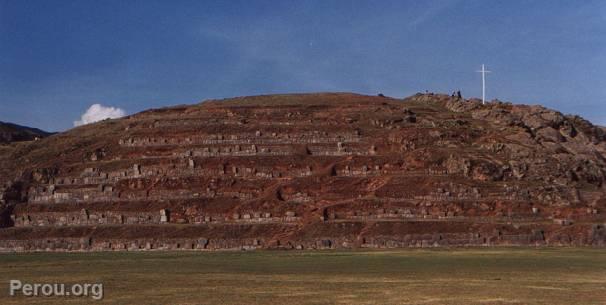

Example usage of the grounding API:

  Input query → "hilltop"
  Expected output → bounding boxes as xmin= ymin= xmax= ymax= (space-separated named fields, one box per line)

xmin=0 ymin=121 xmax=52 ymax=144
xmin=0 ymin=92 xmax=605 ymax=251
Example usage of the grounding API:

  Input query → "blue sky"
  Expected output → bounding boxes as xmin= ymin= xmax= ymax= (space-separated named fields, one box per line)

xmin=1 ymin=0 xmax=605 ymax=131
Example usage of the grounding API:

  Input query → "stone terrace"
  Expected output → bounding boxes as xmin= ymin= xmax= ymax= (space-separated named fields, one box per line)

xmin=1 ymin=93 xmax=605 ymax=251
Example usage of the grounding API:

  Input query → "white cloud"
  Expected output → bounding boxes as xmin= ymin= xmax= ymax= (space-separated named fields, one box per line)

xmin=74 ymin=104 xmax=126 ymax=126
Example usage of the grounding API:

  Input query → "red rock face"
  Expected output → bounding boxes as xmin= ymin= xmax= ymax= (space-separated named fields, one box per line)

xmin=0 ymin=92 xmax=605 ymax=251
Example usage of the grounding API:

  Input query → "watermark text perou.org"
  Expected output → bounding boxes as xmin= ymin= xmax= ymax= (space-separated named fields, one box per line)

xmin=9 ymin=280 xmax=103 ymax=300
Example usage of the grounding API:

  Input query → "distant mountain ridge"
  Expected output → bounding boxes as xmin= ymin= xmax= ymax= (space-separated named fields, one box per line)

xmin=0 ymin=121 xmax=53 ymax=144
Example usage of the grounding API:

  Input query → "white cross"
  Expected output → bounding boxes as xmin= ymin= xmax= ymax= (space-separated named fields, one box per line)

xmin=476 ymin=64 xmax=491 ymax=104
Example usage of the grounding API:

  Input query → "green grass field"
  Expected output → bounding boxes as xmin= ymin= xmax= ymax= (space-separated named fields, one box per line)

xmin=0 ymin=248 xmax=605 ymax=305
